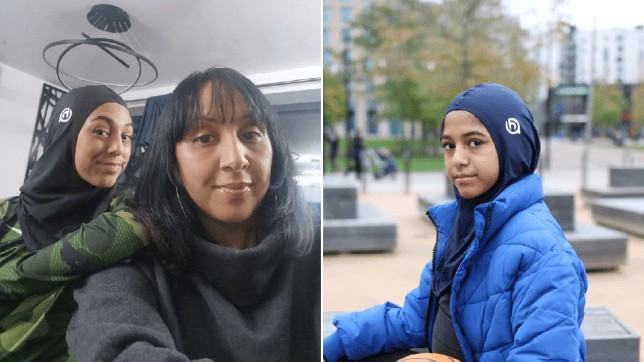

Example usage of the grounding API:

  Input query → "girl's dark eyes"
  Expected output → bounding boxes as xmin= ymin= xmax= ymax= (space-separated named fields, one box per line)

xmin=93 ymin=128 xmax=109 ymax=137
xmin=441 ymin=139 xmax=483 ymax=150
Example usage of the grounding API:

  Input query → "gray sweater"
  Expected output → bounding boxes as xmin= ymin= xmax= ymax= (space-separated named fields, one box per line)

xmin=66 ymin=228 xmax=320 ymax=361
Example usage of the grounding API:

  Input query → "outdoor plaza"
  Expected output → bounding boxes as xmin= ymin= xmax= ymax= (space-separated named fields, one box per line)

xmin=323 ymin=138 xmax=644 ymax=361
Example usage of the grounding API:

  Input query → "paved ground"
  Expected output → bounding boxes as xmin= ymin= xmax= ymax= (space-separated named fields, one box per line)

xmin=323 ymin=139 xmax=644 ymax=356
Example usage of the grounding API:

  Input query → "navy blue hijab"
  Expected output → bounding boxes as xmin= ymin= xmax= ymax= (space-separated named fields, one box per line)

xmin=17 ymin=85 xmax=128 ymax=251
xmin=432 ymin=83 xmax=541 ymax=297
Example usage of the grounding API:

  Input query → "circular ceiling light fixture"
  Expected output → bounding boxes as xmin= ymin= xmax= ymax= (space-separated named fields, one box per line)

xmin=42 ymin=4 xmax=158 ymax=94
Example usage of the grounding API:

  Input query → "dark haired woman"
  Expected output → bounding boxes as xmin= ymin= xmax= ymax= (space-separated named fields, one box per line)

xmin=67 ymin=67 xmax=321 ymax=361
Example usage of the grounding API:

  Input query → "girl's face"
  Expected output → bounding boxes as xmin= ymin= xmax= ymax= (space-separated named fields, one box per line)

xmin=441 ymin=110 xmax=499 ymax=199
xmin=74 ymin=102 xmax=133 ymax=188
xmin=175 ymin=85 xmax=273 ymax=229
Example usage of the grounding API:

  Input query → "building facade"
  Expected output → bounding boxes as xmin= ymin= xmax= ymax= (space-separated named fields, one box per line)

xmin=565 ymin=25 xmax=644 ymax=86
xmin=323 ymin=0 xmax=420 ymax=139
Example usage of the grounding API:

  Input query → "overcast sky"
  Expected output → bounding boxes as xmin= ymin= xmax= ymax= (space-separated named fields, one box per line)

xmin=504 ymin=0 xmax=643 ymax=32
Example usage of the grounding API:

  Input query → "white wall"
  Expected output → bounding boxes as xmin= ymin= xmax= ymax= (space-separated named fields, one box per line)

xmin=0 ymin=63 xmax=45 ymax=198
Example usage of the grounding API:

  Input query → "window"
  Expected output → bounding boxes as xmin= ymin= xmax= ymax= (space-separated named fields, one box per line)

xmin=324 ymin=50 xmax=332 ymax=67
xmin=341 ymin=7 xmax=352 ymax=22
xmin=367 ymin=102 xmax=379 ymax=135
xmin=323 ymin=29 xmax=330 ymax=46
xmin=389 ymin=119 xmax=403 ymax=137
xmin=323 ymin=7 xmax=329 ymax=23
xmin=342 ymin=28 xmax=351 ymax=43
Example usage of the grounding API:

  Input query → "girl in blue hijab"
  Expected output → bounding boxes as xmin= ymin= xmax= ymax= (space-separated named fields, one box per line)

xmin=324 ymin=83 xmax=588 ymax=362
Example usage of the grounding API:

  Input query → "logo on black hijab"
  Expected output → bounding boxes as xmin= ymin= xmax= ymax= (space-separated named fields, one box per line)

xmin=506 ymin=117 xmax=521 ymax=135
xmin=59 ymin=108 xmax=72 ymax=123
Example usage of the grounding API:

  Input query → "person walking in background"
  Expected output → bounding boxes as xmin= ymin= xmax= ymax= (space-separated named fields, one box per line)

xmin=324 ymin=125 xmax=339 ymax=172
xmin=345 ymin=128 xmax=364 ymax=179
xmin=324 ymin=83 xmax=587 ymax=361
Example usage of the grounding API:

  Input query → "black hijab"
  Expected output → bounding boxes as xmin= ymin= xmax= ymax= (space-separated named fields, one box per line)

xmin=17 ymin=85 xmax=128 ymax=251
xmin=432 ymin=83 xmax=541 ymax=297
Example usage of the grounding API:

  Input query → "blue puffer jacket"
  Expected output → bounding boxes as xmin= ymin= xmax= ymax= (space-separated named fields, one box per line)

xmin=324 ymin=174 xmax=588 ymax=362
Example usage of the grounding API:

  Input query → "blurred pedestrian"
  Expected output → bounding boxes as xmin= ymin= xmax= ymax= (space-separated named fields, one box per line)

xmin=345 ymin=128 xmax=363 ymax=179
xmin=324 ymin=125 xmax=339 ymax=172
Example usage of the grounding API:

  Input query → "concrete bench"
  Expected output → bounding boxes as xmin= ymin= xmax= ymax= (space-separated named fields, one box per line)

xmin=582 ymin=167 xmax=644 ymax=201
xmin=324 ymin=203 xmax=397 ymax=253
xmin=324 ymin=179 xmax=358 ymax=220
xmin=583 ymin=305 xmax=640 ymax=362
xmin=323 ymin=176 xmax=397 ymax=253
xmin=323 ymin=306 xmax=640 ymax=361
xmin=609 ymin=167 xmax=644 ymax=187
xmin=591 ymin=198 xmax=644 ymax=238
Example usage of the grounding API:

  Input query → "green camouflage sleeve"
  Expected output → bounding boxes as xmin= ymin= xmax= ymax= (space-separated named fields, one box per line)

xmin=16 ymin=191 xmax=151 ymax=282
xmin=0 ymin=193 xmax=150 ymax=360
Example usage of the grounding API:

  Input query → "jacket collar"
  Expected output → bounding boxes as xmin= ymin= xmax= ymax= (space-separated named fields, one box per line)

xmin=428 ymin=174 xmax=544 ymax=258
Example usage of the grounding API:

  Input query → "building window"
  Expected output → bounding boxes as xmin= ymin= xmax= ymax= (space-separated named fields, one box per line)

xmin=323 ymin=7 xmax=329 ymax=23
xmin=324 ymin=50 xmax=332 ymax=67
xmin=342 ymin=28 xmax=351 ymax=43
xmin=341 ymin=7 xmax=352 ymax=22
xmin=367 ymin=102 xmax=379 ymax=135
xmin=389 ymin=119 xmax=403 ymax=137
xmin=323 ymin=29 xmax=329 ymax=46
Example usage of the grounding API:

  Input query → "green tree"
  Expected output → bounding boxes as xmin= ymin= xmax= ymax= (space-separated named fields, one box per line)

xmin=322 ymin=70 xmax=347 ymax=126
xmin=592 ymin=83 xmax=625 ymax=130
xmin=351 ymin=0 xmax=541 ymax=141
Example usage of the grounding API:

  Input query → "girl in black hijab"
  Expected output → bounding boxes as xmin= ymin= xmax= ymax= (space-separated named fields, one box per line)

xmin=17 ymin=85 xmax=131 ymax=250
xmin=0 ymin=85 xmax=149 ymax=360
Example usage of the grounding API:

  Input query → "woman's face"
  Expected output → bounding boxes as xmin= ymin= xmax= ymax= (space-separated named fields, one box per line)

xmin=175 ymin=85 xmax=273 ymax=227
xmin=441 ymin=110 xmax=499 ymax=199
xmin=74 ymin=102 xmax=133 ymax=188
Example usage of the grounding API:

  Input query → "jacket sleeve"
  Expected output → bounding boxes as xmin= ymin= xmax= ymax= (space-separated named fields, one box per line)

xmin=66 ymin=263 xmax=212 ymax=362
xmin=323 ymin=261 xmax=433 ymax=362
xmin=507 ymin=244 xmax=587 ymax=361
xmin=15 ymin=191 xmax=151 ymax=283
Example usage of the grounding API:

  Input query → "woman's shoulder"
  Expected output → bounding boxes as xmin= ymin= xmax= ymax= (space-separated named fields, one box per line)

xmin=81 ymin=256 xmax=164 ymax=296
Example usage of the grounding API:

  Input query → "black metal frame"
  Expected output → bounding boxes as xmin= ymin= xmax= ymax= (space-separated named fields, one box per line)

xmin=25 ymin=83 xmax=67 ymax=181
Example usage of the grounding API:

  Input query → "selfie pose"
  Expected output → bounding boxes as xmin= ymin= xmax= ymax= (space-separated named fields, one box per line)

xmin=66 ymin=67 xmax=320 ymax=362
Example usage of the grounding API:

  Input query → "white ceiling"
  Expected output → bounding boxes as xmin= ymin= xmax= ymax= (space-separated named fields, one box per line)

xmin=0 ymin=0 xmax=321 ymax=101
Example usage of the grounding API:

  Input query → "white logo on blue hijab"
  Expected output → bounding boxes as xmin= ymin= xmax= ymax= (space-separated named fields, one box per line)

xmin=59 ymin=108 xmax=72 ymax=123
xmin=506 ymin=117 xmax=521 ymax=135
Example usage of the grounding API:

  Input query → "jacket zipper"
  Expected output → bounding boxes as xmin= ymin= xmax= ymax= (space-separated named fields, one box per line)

xmin=424 ymin=210 xmax=438 ymax=347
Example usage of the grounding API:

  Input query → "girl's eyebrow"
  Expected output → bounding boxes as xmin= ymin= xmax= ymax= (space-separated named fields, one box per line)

xmin=441 ymin=130 xmax=487 ymax=139
xmin=89 ymin=115 xmax=133 ymax=128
